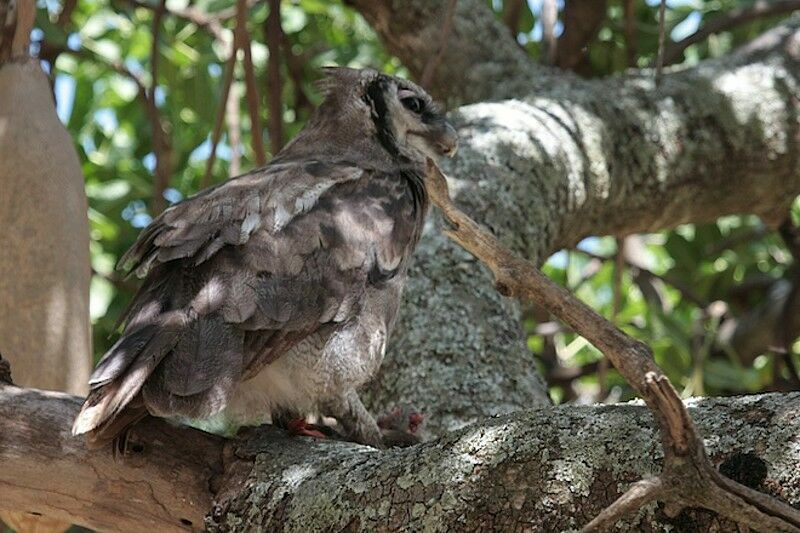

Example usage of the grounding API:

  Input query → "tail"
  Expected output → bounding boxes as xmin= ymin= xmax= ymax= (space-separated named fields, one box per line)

xmin=72 ymin=271 xmax=245 ymax=443
xmin=71 ymin=321 xmax=180 ymax=441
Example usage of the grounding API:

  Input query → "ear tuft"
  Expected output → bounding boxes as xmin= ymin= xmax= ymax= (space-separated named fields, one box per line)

xmin=316 ymin=66 xmax=379 ymax=98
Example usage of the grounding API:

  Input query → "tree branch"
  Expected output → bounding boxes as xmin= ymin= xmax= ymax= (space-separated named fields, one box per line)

xmin=236 ymin=0 xmax=267 ymax=167
xmin=663 ymin=0 xmax=800 ymax=66
xmin=202 ymin=36 xmax=238 ymax=188
xmin=264 ymin=0 xmax=283 ymax=154
xmin=540 ymin=0 xmax=558 ymax=65
xmin=3 ymin=369 xmax=797 ymax=531
xmin=149 ymin=0 xmax=172 ymax=214
xmin=423 ymin=160 xmax=800 ymax=531
xmin=0 ymin=373 xmax=223 ymax=531
xmin=556 ymin=0 xmax=608 ymax=72
xmin=419 ymin=0 xmax=458 ymax=89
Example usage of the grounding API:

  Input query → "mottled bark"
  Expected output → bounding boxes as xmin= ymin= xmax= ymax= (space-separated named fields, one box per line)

xmin=208 ymin=393 xmax=800 ymax=532
xmin=3 ymin=381 xmax=797 ymax=532
xmin=363 ymin=17 xmax=800 ymax=435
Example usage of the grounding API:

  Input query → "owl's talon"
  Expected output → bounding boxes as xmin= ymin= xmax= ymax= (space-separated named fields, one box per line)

xmin=286 ymin=418 xmax=328 ymax=439
xmin=377 ymin=405 xmax=425 ymax=447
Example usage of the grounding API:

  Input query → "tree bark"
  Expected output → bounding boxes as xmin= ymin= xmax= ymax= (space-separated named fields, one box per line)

xmin=3 ymin=383 xmax=797 ymax=532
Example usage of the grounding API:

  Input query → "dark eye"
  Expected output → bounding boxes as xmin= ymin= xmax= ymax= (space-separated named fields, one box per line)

xmin=401 ymin=96 xmax=425 ymax=114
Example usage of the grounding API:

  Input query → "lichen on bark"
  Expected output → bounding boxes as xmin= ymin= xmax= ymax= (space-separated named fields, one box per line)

xmin=208 ymin=393 xmax=800 ymax=532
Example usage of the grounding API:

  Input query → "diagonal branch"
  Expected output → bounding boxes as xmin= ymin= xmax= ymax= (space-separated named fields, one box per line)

xmin=202 ymin=37 xmax=238 ymax=188
xmin=663 ymin=0 xmax=800 ymax=65
xmin=423 ymin=159 xmax=800 ymax=532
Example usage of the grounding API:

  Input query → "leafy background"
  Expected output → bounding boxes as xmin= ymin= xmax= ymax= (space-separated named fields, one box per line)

xmin=31 ymin=0 xmax=800 ymax=405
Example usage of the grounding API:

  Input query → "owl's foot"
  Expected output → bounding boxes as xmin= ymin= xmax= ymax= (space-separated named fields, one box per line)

xmin=377 ymin=405 xmax=424 ymax=447
xmin=286 ymin=418 xmax=328 ymax=439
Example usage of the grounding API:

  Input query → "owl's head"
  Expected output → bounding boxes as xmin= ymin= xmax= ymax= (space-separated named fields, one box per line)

xmin=316 ymin=67 xmax=458 ymax=163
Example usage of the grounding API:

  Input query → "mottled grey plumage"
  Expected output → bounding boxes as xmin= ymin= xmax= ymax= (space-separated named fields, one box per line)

xmin=73 ymin=67 xmax=457 ymax=447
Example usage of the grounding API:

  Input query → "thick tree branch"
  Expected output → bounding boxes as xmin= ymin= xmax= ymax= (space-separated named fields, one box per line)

xmin=343 ymin=0 xmax=538 ymax=103
xmin=2 ymin=374 xmax=797 ymax=531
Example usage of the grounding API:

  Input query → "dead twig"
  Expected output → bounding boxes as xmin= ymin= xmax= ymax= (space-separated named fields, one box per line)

xmin=420 ymin=0 xmax=457 ymax=88
xmin=423 ymin=159 xmax=800 ymax=532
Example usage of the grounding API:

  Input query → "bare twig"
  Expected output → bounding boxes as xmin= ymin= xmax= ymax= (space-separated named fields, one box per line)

xmin=540 ymin=0 xmax=557 ymax=65
xmin=420 ymin=0 xmax=458 ymax=88
xmin=120 ymin=0 xmax=249 ymax=41
xmin=663 ymin=0 xmax=800 ymax=65
xmin=282 ymin=35 xmax=314 ymax=115
xmin=202 ymin=38 xmax=238 ymax=188
xmin=149 ymin=0 xmax=172 ymax=214
xmin=581 ymin=478 xmax=664 ymax=531
xmin=226 ymin=84 xmax=242 ymax=177
xmin=237 ymin=0 xmax=267 ymax=166
xmin=423 ymin=159 xmax=800 ymax=532
xmin=655 ymin=0 xmax=667 ymax=85
xmin=265 ymin=0 xmax=284 ymax=154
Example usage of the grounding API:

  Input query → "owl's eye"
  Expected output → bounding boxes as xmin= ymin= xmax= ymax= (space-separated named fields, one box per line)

xmin=401 ymin=96 xmax=425 ymax=114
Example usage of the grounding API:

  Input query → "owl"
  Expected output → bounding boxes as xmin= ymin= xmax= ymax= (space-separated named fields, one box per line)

xmin=72 ymin=67 xmax=458 ymax=447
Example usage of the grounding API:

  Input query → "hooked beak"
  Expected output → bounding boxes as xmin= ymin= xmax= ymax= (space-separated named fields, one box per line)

xmin=434 ymin=122 xmax=459 ymax=158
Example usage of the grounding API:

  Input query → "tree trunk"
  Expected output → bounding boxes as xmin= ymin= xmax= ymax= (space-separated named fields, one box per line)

xmin=0 ymin=1 xmax=92 ymax=530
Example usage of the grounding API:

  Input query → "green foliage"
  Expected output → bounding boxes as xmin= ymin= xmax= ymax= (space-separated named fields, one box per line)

xmin=33 ymin=0 xmax=800 ymax=402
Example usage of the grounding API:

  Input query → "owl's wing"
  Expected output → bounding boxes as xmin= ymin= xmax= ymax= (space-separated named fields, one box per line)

xmin=76 ymin=160 xmax=420 ymax=439
xmin=119 ymin=160 xmax=365 ymax=277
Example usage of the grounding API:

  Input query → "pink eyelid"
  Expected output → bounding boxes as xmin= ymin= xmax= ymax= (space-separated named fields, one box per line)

xmin=397 ymin=89 xmax=417 ymax=100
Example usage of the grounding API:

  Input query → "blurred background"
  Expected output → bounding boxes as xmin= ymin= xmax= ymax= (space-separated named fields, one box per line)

xmin=30 ymin=0 xmax=800 ymax=405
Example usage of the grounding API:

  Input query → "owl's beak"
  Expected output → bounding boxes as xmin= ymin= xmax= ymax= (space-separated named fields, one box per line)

xmin=434 ymin=122 xmax=459 ymax=158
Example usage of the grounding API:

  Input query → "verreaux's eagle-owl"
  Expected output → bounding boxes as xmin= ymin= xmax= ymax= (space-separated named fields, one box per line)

xmin=72 ymin=67 xmax=458 ymax=447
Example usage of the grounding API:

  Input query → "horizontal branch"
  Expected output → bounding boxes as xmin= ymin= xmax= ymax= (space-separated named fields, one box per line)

xmin=211 ymin=392 xmax=800 ymax=531
xmin=2 ymin=380 xmax=798 ymax=531
xmin=0 ymin=385 xmax=223 ymax=532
